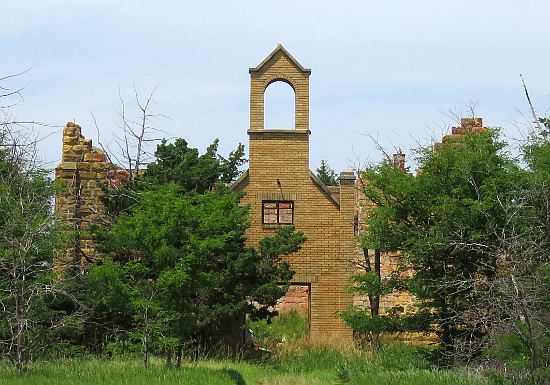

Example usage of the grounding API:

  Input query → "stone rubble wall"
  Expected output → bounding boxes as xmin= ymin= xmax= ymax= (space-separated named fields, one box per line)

xmin=55 ymin=122 xmax=129 ymax=268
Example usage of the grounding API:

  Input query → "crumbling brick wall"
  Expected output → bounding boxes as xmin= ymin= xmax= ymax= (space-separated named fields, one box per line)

xmin=55 ymin=122 xmax=128 ymax=269
xmin=275 ymin=285 xmax=310 ymax=314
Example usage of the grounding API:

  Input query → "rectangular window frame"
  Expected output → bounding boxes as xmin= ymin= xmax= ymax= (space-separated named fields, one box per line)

xmin=262 ymin=200 xmax=294 ymax=225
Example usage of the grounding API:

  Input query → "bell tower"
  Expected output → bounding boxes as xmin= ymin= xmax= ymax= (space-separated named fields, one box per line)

xmin=249 ymin=43 xmax=311 ymax=131
xmin=247 ymin=44 xmax=312 ymax=181
xmin=233 ymin=45 xmax=355 ymax=345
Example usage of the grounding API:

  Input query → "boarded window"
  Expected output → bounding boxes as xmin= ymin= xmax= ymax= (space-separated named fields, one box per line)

xmin=262 ymin=201 xmax=294 ymax=225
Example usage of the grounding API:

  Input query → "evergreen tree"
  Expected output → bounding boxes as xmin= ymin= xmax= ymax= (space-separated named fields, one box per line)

xmin=316 ymin=160 xmax=339 ymax=186
xmin=86 ymin=138 xmax=305 ymax=366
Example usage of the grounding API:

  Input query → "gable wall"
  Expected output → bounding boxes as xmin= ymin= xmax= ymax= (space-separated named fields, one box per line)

xmin=241 ymin=46 xmax=356 ymax=345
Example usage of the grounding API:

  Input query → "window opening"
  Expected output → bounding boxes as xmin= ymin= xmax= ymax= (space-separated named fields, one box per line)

xmin=262 ymin=201 xmax=294 ymax=225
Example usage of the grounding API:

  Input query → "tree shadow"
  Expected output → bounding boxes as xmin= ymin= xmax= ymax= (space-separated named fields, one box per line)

xmin=219 ymin=368 xmax=246 ymax=385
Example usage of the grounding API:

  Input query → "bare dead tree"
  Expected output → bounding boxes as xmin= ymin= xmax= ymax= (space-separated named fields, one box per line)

xmin=520 ymin=74 xmax=544 ymax=136
xmin=92 ymin=86 xmax=168 ymax=187
xmin=0 ymin=122 xmax=82 ymax=371
xmin=0 ymin=67 xmax=61 ymax=133
xmin=0 ymin=70 xmax=84 ymax=371
xmin=442 ymin=188 xmax=550 ymax=382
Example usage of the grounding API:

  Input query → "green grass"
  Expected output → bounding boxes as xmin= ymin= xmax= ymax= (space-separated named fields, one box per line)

xmin=0 ymin=344 xmax=490 ymax=385
xmin=246 ymin=310 xmax=309 ymax=349
xmin=0 ymin=311 xmax=490 ymax=385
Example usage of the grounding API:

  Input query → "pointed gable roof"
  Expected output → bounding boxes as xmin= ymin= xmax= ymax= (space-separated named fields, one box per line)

xmin=249 ymin=43 xmax=311 ymax=75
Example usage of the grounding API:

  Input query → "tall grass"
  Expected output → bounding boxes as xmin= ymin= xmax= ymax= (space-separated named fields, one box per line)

xmin=0 ymin=357 xmax=246 ymax=385
xmin=0 ymin=348 xmax=490 ymax=385
xmin=246 ymin=310 xmax=308 ymax=349
xmin=0 ymin=311 xmax=490 ymax=385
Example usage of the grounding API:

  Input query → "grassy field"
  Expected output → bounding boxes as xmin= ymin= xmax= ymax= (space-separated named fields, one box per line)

xmin=0 ymin=346 xmax=489 ymax=385
xmin=0 ymin=312 xmax=491 ymax=385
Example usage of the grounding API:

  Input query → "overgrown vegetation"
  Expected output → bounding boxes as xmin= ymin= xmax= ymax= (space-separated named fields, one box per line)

xmin=70 ymin=137 xmax=306 ymax=368
xmin=1 ymin=71 xmax=548 ymax=384
xmin=0 ymin=123 xmax=74 ymax=371
xmin=342 ymin=125 xmax=550 ymax=383
xmin=0 ymin=344 xmax=487 ymax=385
xmin=246 ymin=310 xmax=309 ymax=349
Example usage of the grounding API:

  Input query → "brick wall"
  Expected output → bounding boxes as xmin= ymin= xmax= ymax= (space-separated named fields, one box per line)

xmin=275 ymin=285 xmax=310 ymax=314
xmin=55 ymin=122 xmax=128 ymax=269
xmin=234 ymin=45 xmax=356 ymax=345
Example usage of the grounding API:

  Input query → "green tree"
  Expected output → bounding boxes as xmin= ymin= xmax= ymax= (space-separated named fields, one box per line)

xmin=0 ymin=129 xmax=67 ymax=371
xmin=145 ymin=138 xmax=246 ymax=192
xmin=316 ymin=160 xmax=339 ymax=186
xmin=355 ymin=129 xmax=524 ymax=363
xmin=481 ymin=118 xmax=550 ymax=383
xmin=91 ymin=139 xmax=304 ymax=367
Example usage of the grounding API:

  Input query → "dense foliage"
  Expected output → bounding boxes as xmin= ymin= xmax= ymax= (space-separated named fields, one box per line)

xmin=72 ymin=138 xmax=306 ymax=366
xmin=342 ymin=127 xmax=549 ymax=383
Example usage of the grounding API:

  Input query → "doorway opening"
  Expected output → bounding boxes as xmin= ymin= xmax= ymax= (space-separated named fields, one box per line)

xmin=246 ymin=284 xmax=310 ymax=349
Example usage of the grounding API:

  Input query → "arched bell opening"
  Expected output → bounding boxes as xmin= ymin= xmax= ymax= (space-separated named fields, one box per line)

xmin=263 ymin=79 xmax=296 ymax=130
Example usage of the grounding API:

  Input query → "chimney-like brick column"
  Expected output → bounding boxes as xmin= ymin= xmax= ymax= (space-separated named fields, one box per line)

xmin=393 ymin=151 xmax=406 ymax=170
xmin=55 ymin=122 xmax=128 ymax=269
xmin=337 ymin=170 xmax=357 ymax=343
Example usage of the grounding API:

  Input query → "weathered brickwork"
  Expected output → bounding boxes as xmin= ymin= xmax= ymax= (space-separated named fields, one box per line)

xmin=55 ymin=122 xmax=128 ymax=269
xmin=232 ymin=45 xmax=356 ymax=345
xmin=275 ymin=285 xmax=310 ymax=314
xmin=54 ymin=44 xmax=488 ymax=347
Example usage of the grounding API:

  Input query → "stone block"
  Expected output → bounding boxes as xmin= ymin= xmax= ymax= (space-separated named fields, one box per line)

xmin=83 ymin=153 xmax=106 ymax=162
xmin=63 ymin=136 xmax=80 ymax=145
xmin=73 ymin=144 xmax=92 ymax=152
xmin=58 ymin=162 xmax=78 ymax=170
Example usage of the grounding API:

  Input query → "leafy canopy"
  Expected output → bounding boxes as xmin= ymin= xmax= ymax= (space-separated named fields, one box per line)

xmin=89 ymin=137 xmax=305 ymax=352
xmin=351 ymin=129 xmax=525 ymax=355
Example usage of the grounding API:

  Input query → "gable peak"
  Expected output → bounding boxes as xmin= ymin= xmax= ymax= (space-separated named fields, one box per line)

xmin=249 ymin=44 xmax=311 ymax=75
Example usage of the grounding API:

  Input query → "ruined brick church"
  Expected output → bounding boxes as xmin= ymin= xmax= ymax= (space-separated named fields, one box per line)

xmin=55 ymin=44 xmax=487 ymax=345
xmin=229 ymin=44 xmax=357 ymax=344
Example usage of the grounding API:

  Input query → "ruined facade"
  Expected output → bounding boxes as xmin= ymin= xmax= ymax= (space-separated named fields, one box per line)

xmin=55 ymin=122 xmax=128 ymax=269
xmin=230 ymin=45 xmax=357 ymax=345
xmin=54 ymin=44 xmax=488 ymax=346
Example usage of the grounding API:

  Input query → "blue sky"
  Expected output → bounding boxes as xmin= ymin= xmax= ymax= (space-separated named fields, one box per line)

xmin=2 ymin=0 xmax=550 ymax=172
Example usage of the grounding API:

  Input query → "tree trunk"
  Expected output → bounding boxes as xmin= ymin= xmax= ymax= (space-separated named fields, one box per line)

xmin=165 ymin=350 xmax=172 ymax=368
xmin=373 ymin=249 xmax=381 ymax=316
xmin=142 ymin=305 xmax=148 ymax=369
xmin=176 ymin=343 xmax=183 ymax=370
xmin=14 ymin=272 xmax=25 ymax=372
xmin=363 ymin=248 xmax=382 ymax=350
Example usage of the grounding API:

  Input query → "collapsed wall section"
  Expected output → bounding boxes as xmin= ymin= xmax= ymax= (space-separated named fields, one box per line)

xmin=55 ymin=122 xmax=128 ymax=269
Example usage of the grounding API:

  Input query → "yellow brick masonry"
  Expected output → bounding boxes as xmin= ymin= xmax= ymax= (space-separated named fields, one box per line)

xmin=55 ymin=122 xmax=129 ymax=269
xmin=54 ymin=45 xmax=487 ymax=347
xmin=233 ymin=45 xmax=356 ymax=345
